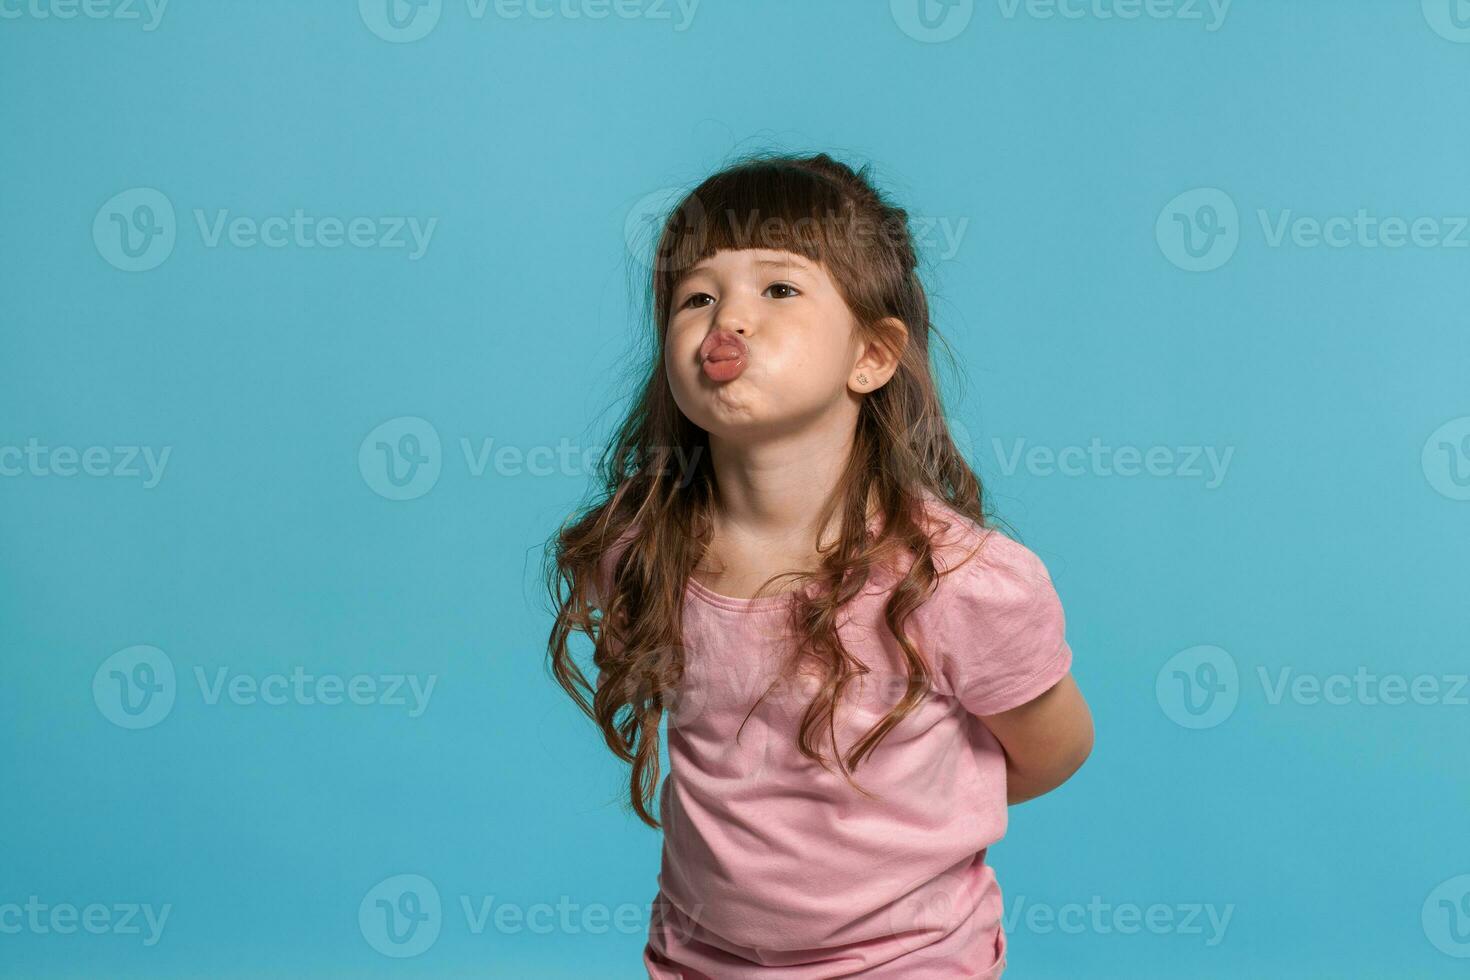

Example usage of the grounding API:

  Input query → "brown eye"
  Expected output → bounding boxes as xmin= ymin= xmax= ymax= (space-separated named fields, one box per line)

xmin=681 ymin=292 xmax=714 ymax=309
xmin=765 ymin=282 xmax=799 ymax=299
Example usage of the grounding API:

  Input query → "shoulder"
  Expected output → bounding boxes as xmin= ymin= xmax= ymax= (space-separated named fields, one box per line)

xmin=912 ymin=494 xmax=1059 ymax=603
xmin=907 ymin=497 xmax=1070 ymax=701
xmin=905 ymin=498 xmax=1071 ymax=714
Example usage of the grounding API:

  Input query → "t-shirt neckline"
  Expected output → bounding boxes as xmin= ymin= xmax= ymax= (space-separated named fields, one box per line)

xmin=684 ymin=575 xmax=797 ymax=611
xmin=684 ymin=507 xmax=891 ymax=612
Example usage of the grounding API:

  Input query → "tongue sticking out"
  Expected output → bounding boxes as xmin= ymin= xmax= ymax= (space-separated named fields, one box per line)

xmin=702 ymin=346 xmax=746 ymax=382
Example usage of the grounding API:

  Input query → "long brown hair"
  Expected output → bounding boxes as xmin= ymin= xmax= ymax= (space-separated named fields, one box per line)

xmin=544 ymin=150 xmax=993 ymax=829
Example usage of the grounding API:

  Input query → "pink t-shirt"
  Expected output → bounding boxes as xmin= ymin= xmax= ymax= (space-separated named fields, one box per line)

xmin=590 ymin=496 xmax=1072 ymax=978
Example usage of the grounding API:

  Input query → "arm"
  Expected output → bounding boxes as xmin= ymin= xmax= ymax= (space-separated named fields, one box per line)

xmin=979 ymin=671 xmax=1093 ymax=805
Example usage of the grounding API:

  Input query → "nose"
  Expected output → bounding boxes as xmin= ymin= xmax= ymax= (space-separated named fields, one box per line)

xmin=711 ymin=295 xmax=752 ymax=336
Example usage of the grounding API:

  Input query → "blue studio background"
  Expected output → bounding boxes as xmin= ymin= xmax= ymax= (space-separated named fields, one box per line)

xmin=3 ymin=1 xmax=1468 ymax=977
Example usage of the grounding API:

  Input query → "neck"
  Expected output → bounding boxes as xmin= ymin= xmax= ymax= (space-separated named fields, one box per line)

xmin=704 ymin=417 xmax=866 ymax=554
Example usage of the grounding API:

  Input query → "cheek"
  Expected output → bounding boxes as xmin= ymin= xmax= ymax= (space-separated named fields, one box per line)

xmin=662 ymin=345 xmax=684 ymax=400
xmin=664 ymin=328 xmax=696 ymax=381
xmin=663 ymin=328 xmax=706 ymax=408
xmin=665 ymin=320 xmax=700 ymax=362
xmin=772 ymin=328 xmax=849 ymax=387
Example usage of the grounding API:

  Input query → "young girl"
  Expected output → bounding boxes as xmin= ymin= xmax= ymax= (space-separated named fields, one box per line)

xmin=546 ymin=152 xmax=1094 ymax=978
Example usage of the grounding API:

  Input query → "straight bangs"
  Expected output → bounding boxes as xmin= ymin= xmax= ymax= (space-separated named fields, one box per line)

xmin=651 ymin=159 xmax=874 ymax=329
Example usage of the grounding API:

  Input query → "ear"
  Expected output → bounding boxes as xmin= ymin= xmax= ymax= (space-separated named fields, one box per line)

xmin=849 ymin=317 xmax=909 ymax=394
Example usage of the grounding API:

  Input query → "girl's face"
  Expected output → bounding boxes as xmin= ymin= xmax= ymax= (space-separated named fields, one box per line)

xmin=664 ymin=248 xmax=866 ymax=439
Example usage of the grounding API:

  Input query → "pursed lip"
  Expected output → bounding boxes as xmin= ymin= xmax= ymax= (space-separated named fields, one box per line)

xmin=699 ymin=330 xmax=748 ymax=363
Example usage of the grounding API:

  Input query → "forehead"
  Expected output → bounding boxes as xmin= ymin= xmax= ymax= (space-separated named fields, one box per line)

xmin=682 ymin=248 xmax=819 ymax=278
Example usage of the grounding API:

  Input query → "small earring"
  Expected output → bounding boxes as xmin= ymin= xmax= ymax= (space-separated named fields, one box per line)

xmin=857 ymin=373 xmax=869 ymax=385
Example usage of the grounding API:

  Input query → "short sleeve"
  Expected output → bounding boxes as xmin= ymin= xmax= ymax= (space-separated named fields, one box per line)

xmin=917 ymin=530 xmax=1073 ymax=717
